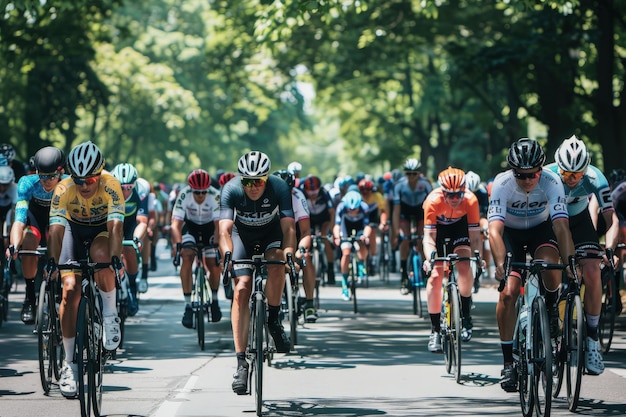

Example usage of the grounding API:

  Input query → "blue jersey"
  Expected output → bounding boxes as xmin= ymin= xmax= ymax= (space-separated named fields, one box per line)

xmin=15 ymin=173 xmax=69 ymax=224
xmin=545 ymin=163 xmax=613 ymax=216
xmin=334 ymin=201 xmax=370 ymax=236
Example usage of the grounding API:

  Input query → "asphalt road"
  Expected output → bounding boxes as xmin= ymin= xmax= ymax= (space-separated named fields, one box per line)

xmin=1 ymin=240 xmax=625 ymax=417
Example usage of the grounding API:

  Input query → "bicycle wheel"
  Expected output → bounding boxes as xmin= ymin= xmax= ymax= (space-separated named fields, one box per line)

xmin=254 ymin=297 xmax=265 ymax=416
xmin=76 ymin=298 xmax=93 ymax=417
xmin=551 ymin=311 xmax=565 ymax=399
xmin=598 ymin=273 xmax=617 ymax=354
xmin=91 ymin=307 xmax=104 ymax=417
xmin=565 ymin=293 xmax=584 ymax=412
xmin=37 ymin=280 xmax=54 ymax=393
xmin=350 ymin=255 xmax=358 ymax=313
xmin=196 ymin=268 xmax=205 ymax=351
xmin=450 ymin=284 xmax=462 ymax=383
xmin=407 ymin=252 xmax=423 ymax=316
xmin=441 ymin=298 xmax=452 ymax=374
xmin=284 ymin=272 xmax=297 ymax=348
xmin=518 ymin=318 xmax=533 ymax=417
xmin=531 ymin=297 xmax=552 ymax=417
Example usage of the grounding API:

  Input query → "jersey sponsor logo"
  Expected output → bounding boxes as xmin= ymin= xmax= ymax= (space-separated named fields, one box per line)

xmin=236 ymin=206 xmax=279 ymax=227
xmin=553 ymin=203 xmax=566 ymax=212
xmin=511 ymin=200 xmax=547 ymax=209
xmin=487 ymin=206 xmax=502 ymax=215
xmin=261 ymin=198 xmax=271 ymax=208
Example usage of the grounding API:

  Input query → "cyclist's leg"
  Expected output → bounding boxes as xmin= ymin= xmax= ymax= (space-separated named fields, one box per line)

xmin=426 ymin=262 xmax=443 ymax=352
xmin=19 ymin=227 xmax=41 ymax=324
xmin=454 ymin=244 xmax=475 ymax=340
xmin=265 ymin=244 xmax=290 ymax=352
xmin=339 ymin=245 xmax=351 ymax=299
xmin=230 ymin=234 xmax=252 ymax=394
xmin=320 ymin=220 xmax=335 ymax=284
xmin=179 ymin=233 xmax=196 ymax=327
xmin=91 ymin=233 xmax=121 ymax=350
xmin=398 ymin=218 xmax=410 ymax=288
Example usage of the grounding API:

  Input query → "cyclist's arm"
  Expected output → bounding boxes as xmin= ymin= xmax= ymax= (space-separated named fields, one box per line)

xmin=602 ymin=209 xmax=619 ymax=251
xmin=47 ymin=224 xmax=64 ymax=264
xmin=488 ymin=219 xmax=506 ymax=279
xmin=552 ymin=218 xmax=576 ymax=265
xmin=108 ymin=219 xmax=124 ymax=260
xmin=133 ymin=214 xmax=149 ymax=242
xmin=297 ymin=217 xmax=312 ymax=253
xmin=423 ymin=228 xmax=437 ymax=260
xmin=8 ymin=221 xmax=26 ymax=258
xmin=170 ymin=217 xmax=184 ymax=251
xmin=280 ymin=216 xmax=296 ymax=256
xmin=218 ymin=218 xmax=234 ymax=264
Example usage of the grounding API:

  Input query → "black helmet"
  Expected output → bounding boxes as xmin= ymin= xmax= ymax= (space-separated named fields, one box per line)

xmin=507 ymin=138 xmax=546 ymax=170
xmin=609 ymin=169 xmax=626 ymax=187
xmin=34 ymin=146 xmax=65 ymax=174
xmin=272 ymin=170 xmax=295 ymax=188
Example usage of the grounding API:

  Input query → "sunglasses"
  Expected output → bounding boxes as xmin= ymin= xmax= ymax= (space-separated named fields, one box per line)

xmin=445 ymin=191 xmax=464 ymax=199
xmin=241 ymin=177 xmax=267 ymax=188
xmin=513 ymin=171 xmax=541 ymax=180
xmin=38 ymin=173 xmax=59 ymax=181
xmin=559 ymin=169 xmax=585 ymax=182
xmin=121 ymin=184 xmax=135 ymax=191
xmin=193 ymin=190 xmax=208 ymax=195
xmin=73 ymin=175 xmax=100 ymax=186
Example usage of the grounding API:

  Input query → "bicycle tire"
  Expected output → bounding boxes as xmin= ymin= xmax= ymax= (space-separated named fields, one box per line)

xmin=598 ymin=275 xmax=617 ymax=354
xmin=442 ymin=294 xmax=452 ymax=374
xmin=76 ymin=298 xmax=92 ymax=417
xmin=531 ymin=297 xmax=552 ymax=417
xmin=551 ymin=311 xmax=565 ymax=399
xmin=284 ymin=272 xmax=297 ymax=348
xmin=350 ymin=254 xmax=358 ymax=313
xmin=518 ymin=312 xmax=533 ymax=417
xmin=37 ymin=280 xmax=54 ymax=393
xmin=407 ymin=252 xmax=423 ymax=316
xmin=196 ymin=268 xmax=206 ymax=351
xmin=565 ymin=293 xmax=584 ymax=412
xmin=255 ymin=297 xmax=265 ymax=416
xmin=450 ymin=284 xmax=462 ymax=383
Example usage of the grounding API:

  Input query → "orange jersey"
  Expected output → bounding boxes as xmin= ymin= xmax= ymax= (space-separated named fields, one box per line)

xmin=423 ymin=188 xmax=480 ymax=230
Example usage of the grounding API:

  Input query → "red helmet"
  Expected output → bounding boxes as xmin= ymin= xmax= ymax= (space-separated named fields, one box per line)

xmin=187 ymin=169 xmax=210 ymax=190
xmin=302 ymin=176 xmax=322 ymax=192
xmin=358 ymin=179 xmax=374 ymax=192
xmin=438 ymin=167 xmax=466 ymax=192
xmin=219 ymin=172 xmax=236 ymax=187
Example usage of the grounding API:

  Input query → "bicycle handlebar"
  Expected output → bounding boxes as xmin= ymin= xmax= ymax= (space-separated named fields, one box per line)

xmin=497 ymin=252 xmax=571 ymax=292
xmin=221 ymin=251 xmax=288 ymax=286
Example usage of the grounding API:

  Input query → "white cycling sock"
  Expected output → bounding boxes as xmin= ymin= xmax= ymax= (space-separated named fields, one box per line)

xmin=100 ymin=289 xmax=117 ymax=317
xmin=63 ymin=337 xmax=75 ymax=362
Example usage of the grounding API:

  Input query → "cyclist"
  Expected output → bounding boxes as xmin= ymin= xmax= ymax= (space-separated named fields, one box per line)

xmin=488 ymin=137 xmax=576 ymax=392
xmin=422 ymin=167 xmax=482 ymax=351
xmin=332 ymin=190 xmax=371 ymax=301
xmin=170 ymin=169 xmax=222 ymax=327
xmin=358 ymin=178 xmax=389 ymax=275
xmin=0 ymin=165 xmax=17 ymax=287
xmin=546 ymin=135 xmax=618 ymax=375
xmin=0 ymin=143 xmax=27 ymax=181
xmin=465 ymin=170 xmax=491 ymax=289
xmin=137 ymin=177 xmax=157 ymax=288
xmin=275 ymin=170 xmax=318 ymax=322
xmin=287 ymin=161 xmax=302 ymax=187
xmin=301 ymin=175 xmax=336 ymax=285
xmin=111 ymin=163 xmax=149 ymax=316
xmin=391 ymin=158 xmax=433 ymax=294
xmin=48 ymin=141 xmax=124 ymax=398
xmin=8 ymin=147 xmax=66 ymax=324
xmin=219 ymin=151 xmax=296 ymax=395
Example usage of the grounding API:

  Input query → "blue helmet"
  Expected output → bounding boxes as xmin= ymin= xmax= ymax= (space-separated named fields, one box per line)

xmin=342 ymin=191 xmax=362 ymax=210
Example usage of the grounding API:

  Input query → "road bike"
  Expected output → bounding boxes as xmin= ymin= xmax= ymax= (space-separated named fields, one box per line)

xmin=282 ymin=247 xmax=304 ymax=348
xmin=406 ymin=217 xmax=424 ymax=316
xmin=552 ymin=250 xmax=603 ymax=412
xmin=428 ymin=247 xmax=481 ymax=383
xmin=311 ymin=233 xmax=332 ymax=309
xmin=499 ymin=252 xmax=569 ymax=417
xmin=222 ymin=249 xmax=295 ymax=416
xmin=51 ymin=253 xmax=122 ymax=417
xmin=18 ymin=247 xmax=65 ymax=394
xmin=174 ymin=240 xmax=217 ymax=351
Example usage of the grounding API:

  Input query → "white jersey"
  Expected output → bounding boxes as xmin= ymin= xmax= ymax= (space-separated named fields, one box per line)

xmin=292 ymin=187 xmax=310 ymax=222
xmin=171 ymin=185 xmax=220 ymax=225
xmin=488 ymin=169 xmax=568 ymax=229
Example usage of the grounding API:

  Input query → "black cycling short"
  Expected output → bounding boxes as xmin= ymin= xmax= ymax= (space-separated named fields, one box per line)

xmin=434 ymin=216 xmax=471 ymax=256
xmin=503 ymin=220 xmax=558 ymax=269
xmin=569 ymin=210 xmax=602 ymax=251
xmin=230 ymin=224 xmax=283 ymax=278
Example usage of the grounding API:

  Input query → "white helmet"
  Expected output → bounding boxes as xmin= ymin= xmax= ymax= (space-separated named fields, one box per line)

xmin=238 ymin=151 xmax=271 ymax=177
xmin=111 ymin=163 xmax=138 ymax=185
xmin=465 ymin=171 xmax=481 ymax=192
xmin=287 ymin=161 xmax=302 ymax=174
xmin=0 ymin=165 xmax=15 ymax=184
xmin=68 ymin=141 xmax=105 ymax=177
xmin=403 ymin=158 xmax=421 ymax=171
xmin=554 ymin=135 xmax=590 ymax=173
